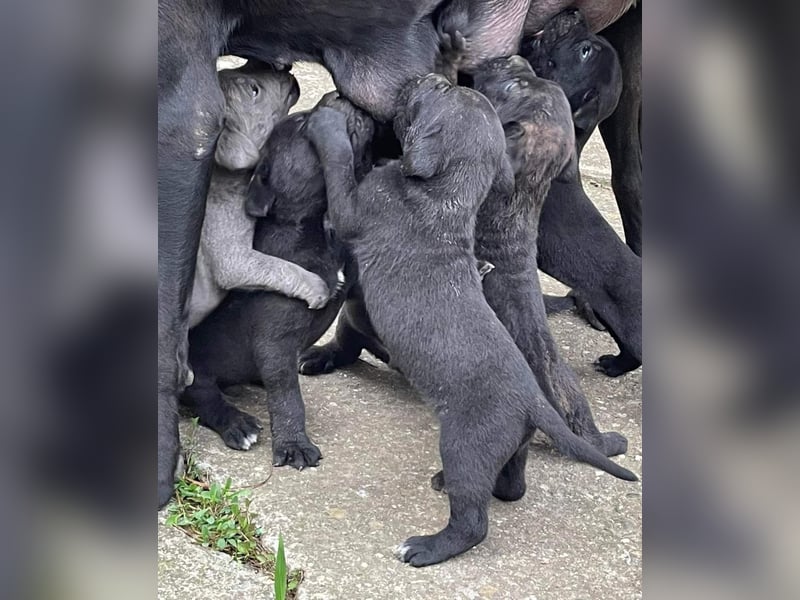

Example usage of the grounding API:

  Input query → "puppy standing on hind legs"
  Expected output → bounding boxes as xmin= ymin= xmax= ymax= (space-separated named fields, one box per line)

xmin=470 ymin=56 xmax=628 ymax=456
xmin=307 ymin=75 xmax=636 ymax=567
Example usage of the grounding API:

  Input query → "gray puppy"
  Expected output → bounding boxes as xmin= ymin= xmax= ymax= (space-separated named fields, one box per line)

xmin=306 ymin=73 xmax=636 ymax=568
xmin=188 ymin=62 xmax=329 ymax=328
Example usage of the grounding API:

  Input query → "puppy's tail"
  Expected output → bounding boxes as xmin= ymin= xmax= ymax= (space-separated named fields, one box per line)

xmin=530 ymin=401 xmax=638 ymax=482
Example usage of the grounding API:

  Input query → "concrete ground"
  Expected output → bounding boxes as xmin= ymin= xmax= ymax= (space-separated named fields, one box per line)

xmin=158 ymin=62 xmax=642 ymax=600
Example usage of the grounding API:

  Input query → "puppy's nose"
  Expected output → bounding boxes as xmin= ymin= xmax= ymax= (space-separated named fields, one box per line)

xmin=508 ymin=55 xmax=529 ymax=69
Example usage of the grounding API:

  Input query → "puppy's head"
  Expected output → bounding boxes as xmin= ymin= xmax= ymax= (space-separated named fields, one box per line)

xmin=393 ymin=73 xmax=506 ymax=184
xmin=473 ymin=56 xmax=574 ymax=180
xmin=246 ymin=99 xmax=374 ymax=223
xmin=215 ymin=61 xmax=300 ymax=171
xmin=315 ymin=91 xmax=376 ymax=180
xmin=521 ymin=8 xmax=622 ymax=132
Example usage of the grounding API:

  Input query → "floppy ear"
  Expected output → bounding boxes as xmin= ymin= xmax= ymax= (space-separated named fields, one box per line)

xmin=245 ymin=162 xmax=278 ymax=217
xmin=571 ymin=89 xmax=601 ymax=132
xmin=216 ymin=125 xmax=261 ymax=171
xmin=502 ymin=121 xmax=528 ymax=175
xmin=400 ymin=124 xmax=446 ymax=179
xmin=554 ymin=152 xmax=580 ymax=183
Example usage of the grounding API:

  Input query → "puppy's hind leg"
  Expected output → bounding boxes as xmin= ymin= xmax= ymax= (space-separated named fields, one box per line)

xmin=299 ymin=313 xmax=366 ymax=375
xmin=397 ymin=418 xmax=515 ymax=567
xmin=492 ymin=434 xmax=532 ymax=501
xmin=180 ymin=376 xmax=262 ymax=451
xmin=299 ymin=294 xmax=389 ymax=375
xmin=432 ymin=433 xmax=531 ymax=502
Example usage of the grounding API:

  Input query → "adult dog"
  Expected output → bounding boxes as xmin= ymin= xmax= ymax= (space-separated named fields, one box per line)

xmin=306 ymin=74 xmax=636 ymax=567
xmin=183 ymin=95 xmax=373 ymax=467
xmin=522 ymin=8 xmax=642 ymax=376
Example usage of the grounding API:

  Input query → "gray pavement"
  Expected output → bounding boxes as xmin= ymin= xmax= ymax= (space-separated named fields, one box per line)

xmin=158 ymin=61 xmax=642 ymax=600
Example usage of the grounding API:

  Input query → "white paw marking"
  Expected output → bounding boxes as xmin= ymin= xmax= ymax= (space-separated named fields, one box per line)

xmin=185 ymin=368 xmax=194 ymax=386
xmin=394 ymin=543 xmax=411 ymax=560
xmin=244 ymin=432 xmax=259 ymax=447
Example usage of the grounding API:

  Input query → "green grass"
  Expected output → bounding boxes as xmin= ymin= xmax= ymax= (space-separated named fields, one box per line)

xmin=166 ymin=422 xmax=303 ymax=598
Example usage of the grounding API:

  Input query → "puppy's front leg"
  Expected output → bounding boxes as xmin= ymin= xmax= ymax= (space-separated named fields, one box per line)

xmin=305 ymin=108 xmax=361 ymax=239
xmin=214 ymin=249 xmax=330 ymax=309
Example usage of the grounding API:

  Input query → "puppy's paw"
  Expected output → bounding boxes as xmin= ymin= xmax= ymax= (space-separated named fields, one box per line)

xmin=395 ymin=535 xmax=450 ymax=567
xmin=221 ymin=412 xmax=263 ymax=451
xmin=298 ymin=345 xmax=338 ymax=375
xmin=272 ymin=438 xmax=322 ymax=469
xmin=440 ymin=29 xmax=467 ymax=62
xmin=599 ymin=431 xmax=628 ymax=457
xmin=306 ymin=107 xmax=349 ymax=146
xmin=594 ymin=354 xmax=632 ymax=377
xmin=296 ymin=273 xmax=330 ymax=310
xmin=430 ymin=470 xmax=446 ymax=493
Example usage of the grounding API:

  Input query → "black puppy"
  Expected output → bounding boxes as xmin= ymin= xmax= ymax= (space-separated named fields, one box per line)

xmin=307 ymin=74 xmax=636 ymax=567
xmin=470 ymin=56 xmax=628 ymax=456
xmin=180 ymin=95 xmax=373 ymax=466
xmin=522 ymin=8 xmax=642 ymax=376
xmin=525 ymin=2 xmax=642 ymax=255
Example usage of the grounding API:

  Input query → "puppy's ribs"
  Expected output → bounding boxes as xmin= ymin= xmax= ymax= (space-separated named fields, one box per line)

xmin=306 ymin=108 xmax=361 ymax=240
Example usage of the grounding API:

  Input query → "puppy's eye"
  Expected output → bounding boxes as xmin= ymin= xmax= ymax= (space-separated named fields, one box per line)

xmin=547 ymin=59 xmax=556 ymax=70
xmin=580 ymin=44 xmax=592 ymax=60
xmin=503 ymin=79 xmax=520 ymax=94
xmin=250 ymin=84 xmax=260 ymax=98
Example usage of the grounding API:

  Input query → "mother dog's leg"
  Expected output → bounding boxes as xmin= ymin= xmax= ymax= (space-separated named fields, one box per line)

xmin=599 ymin=1 xmax=642 ymax=255
xmin=158 ymin=1 xmax=230 ymax=507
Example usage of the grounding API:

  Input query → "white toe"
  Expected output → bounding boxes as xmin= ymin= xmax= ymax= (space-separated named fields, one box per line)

xmin=394 ymin=543 xmax=410 ymax=560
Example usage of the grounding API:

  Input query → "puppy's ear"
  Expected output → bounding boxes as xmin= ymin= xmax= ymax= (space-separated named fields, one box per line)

xmin=503 ymin=121 xmax=528 ymax=175
xmin=554 ymin=152 xmax=580 ymax=183
xmin=245 ymin=162 xmax=277 ymax=217
xmin=216 ymin=125 xmax=261 ymax=171
xmin=571 ymin=89 xmax=600 ymax=132
xmin=401 ymin=124 xmax=446 ymax=179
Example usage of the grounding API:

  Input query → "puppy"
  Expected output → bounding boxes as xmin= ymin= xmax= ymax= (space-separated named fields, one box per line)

xmin=306 ymin=73 xmax=636 ymax=567
xmin=461 ymin=57 xmax=627 ymax=455
xmin=522 ymin=9 xmax=642 ymax=376
xmin=181 ymin=95 xmax=373 ymax=467
xmin=188 ymin=62 xmax=330 ymax=329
